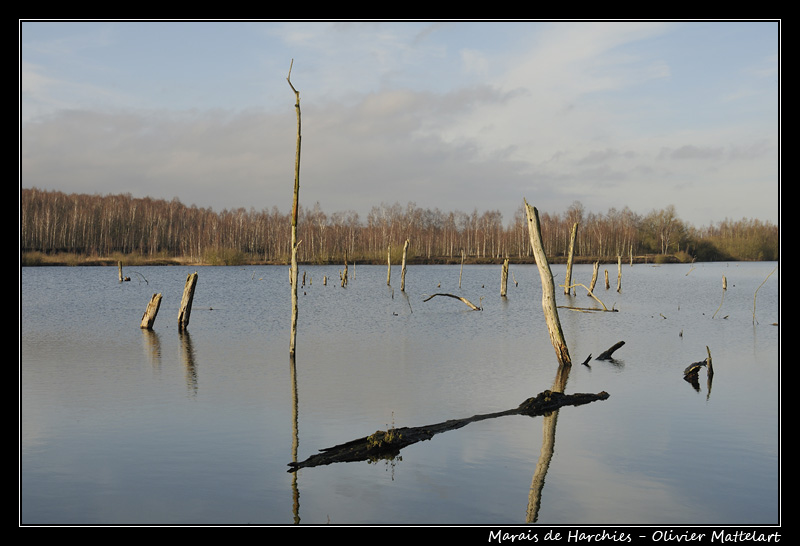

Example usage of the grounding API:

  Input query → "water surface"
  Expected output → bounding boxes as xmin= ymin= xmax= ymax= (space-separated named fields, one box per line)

xmin=20 ymin=261 xmax=780 ymax=525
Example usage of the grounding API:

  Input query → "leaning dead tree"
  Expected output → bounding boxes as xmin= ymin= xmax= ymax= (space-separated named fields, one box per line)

xmin=564 ymin=222 xmax=578 ymax=295
xmin=287 ymin=389 xmax=609 ymax=471
xmin=561 ymin=282 xmax=617 ymax=312
xmin=525 ymin=199 xmax=571 ymax=366
xmin=288 ymin=60 xmax=301 ymax=357
xmin=753 ymin=265 xmax=778 ymax=324
xmin=178 ymin=272 xmax=198 ymax=331
xmin=140 ymin=293 xmax=162 ymax=330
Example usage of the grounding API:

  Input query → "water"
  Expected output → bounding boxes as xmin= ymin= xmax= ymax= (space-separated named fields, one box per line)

xmin=19 ymin=261 xmax=780 ymax=525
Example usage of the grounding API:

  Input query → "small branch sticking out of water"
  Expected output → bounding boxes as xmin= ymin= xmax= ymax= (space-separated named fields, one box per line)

xmin=596 ymin=341 xmax=625 ymax=361
xmin=423 ymin=293 xmax=482 ymax=311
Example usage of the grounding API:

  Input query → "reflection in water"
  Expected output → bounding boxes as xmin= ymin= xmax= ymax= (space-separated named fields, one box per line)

xmin=179 ymin=330 xmax=198 ymax=396
xmin=526 ymin=363 xmax=571 ymax=523
xmin=289 ymin=355 xmax=300 ymax=524
xmin=141 ymin=329 xmax=162 ymax=371
xmin=285 ymin=356 xmax=607 ymax=475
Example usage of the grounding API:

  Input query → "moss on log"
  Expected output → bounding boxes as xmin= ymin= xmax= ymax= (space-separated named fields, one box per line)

xmin=287 ymin=389 xmax=609 ymax=471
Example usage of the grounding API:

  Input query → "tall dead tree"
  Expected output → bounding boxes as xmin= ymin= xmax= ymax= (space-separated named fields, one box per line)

xmin=524 ymin=199 xmax=571 ymax=367
xmin=288 ymin=61 xmax=301 ymax=357
xmin=564 ymin=222 xmax=578 ymax=295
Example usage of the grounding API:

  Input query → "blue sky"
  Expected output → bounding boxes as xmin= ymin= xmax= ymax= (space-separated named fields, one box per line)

xmin=20 ymin=20 xmax=780 ymax=227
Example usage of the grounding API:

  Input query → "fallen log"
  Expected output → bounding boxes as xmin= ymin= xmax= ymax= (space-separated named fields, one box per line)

xmin=423 ymin=293 xmax=482 ymax=311
xmin=287 ymin=389 xmax=609 ymax=471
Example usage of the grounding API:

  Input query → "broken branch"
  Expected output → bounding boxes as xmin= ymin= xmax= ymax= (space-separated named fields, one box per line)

xmin=423 ymin=293 xmax=482 ymax=311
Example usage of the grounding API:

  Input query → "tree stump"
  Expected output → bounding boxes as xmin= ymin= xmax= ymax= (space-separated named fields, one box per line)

xmin=140 ymin=293 xmax=162 ymax=330
xmin=178 ymin=272 xmax=198 ymax=331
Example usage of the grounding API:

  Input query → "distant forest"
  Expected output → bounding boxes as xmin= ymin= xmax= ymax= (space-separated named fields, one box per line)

xmin=20 ymin=187 xmax=779 ymax=265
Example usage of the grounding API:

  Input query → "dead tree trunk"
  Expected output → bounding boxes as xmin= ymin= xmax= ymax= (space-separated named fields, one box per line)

xmin=564 ymin=222 xmax=578 ymax=295
xmin=288 ymin=60 xmax=301 ymax=358
xmin=140 ymin=293 xmax=162 ymax=330
xmin=459 ymin=249 xmax=465 ymax=289
xmin=524 ymin=199 xmax=571 ymax=367
xmin=589 ymin=261 xmax=599 ymax=293
xmin=178 ymin=272 xmax=198 ymax=331
xmin=117 ymin=261 xmax=131 ymax=282
xmin=400 ymin=239 xmax=409 ymax=292
xmin=386 ymin=245 xmax=391 ymax=286
xmin=501 ymin=258 xmax=509 ymax=297
xmin=616 ymin=255 xmax=622 ymax=292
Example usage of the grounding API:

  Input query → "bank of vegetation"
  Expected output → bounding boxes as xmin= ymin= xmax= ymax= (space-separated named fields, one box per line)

xmin=20 ymin=187 xmax=779 ymax=267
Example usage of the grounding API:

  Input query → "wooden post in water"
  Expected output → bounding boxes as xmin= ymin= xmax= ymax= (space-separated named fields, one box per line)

xmin=400 ymin=239 xmax=409 ymax=292
xmin=604 ymin=269 xmax=610 ymax=290
xmin=524 ymin=199 xmax=571 ymax=367
xmin=287 ymin=60 xmax=301 ymax=358
xmin=501 ymin=258 xmax=509 ymax=297
xmin=616 ymin=256 xmax=622 ymax=292
xmin=178 ymin=272 xmax=198 ymax=331
xmin=140 ymin=293 xmax=162 ymax=330
xmin=564 ymin=222 xmax=578 ymax=295
xmin=118 ymin=261 xmax=130 ymax=282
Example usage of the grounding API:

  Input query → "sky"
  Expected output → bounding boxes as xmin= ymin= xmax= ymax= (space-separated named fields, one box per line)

xmin=20 ymin=20 xmax=780 ymax=228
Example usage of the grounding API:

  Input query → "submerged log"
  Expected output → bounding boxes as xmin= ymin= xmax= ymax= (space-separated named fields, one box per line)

xmin=287 ymin=389 xmax=609 ymax=471
xmin=423 ymin=293 xmax=482 ymax=311
xmin=596 ymin=341 xmax=625 ymax=361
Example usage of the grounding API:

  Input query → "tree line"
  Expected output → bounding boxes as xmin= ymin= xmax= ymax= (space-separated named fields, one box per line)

xmin=19 ymin=187 xmax=779 ymax=264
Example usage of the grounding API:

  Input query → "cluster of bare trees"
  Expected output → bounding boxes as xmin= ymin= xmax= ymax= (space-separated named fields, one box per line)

xmin=20 ymin=187 xmax=778 ymax=264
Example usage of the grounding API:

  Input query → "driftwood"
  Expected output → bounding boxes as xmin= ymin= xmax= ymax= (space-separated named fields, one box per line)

xmin=287 ymin=389 xmax=610 ymax=471
xmin=423 ymin=293 xmax=482 ymax=311
xmin=596 ymin=341 xmax=625 ymax=361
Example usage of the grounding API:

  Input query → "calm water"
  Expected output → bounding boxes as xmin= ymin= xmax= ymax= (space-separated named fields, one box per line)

xmin=20 ymin=261 xmax=780 ymax=525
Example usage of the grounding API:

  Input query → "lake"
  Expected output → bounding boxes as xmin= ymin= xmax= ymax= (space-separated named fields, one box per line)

xmin=19 ymin=261 xmax=780 ymax=526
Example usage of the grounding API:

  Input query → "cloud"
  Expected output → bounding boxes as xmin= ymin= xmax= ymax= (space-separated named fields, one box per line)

xmin=20 ymin=21 xmax=779 ymax=227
